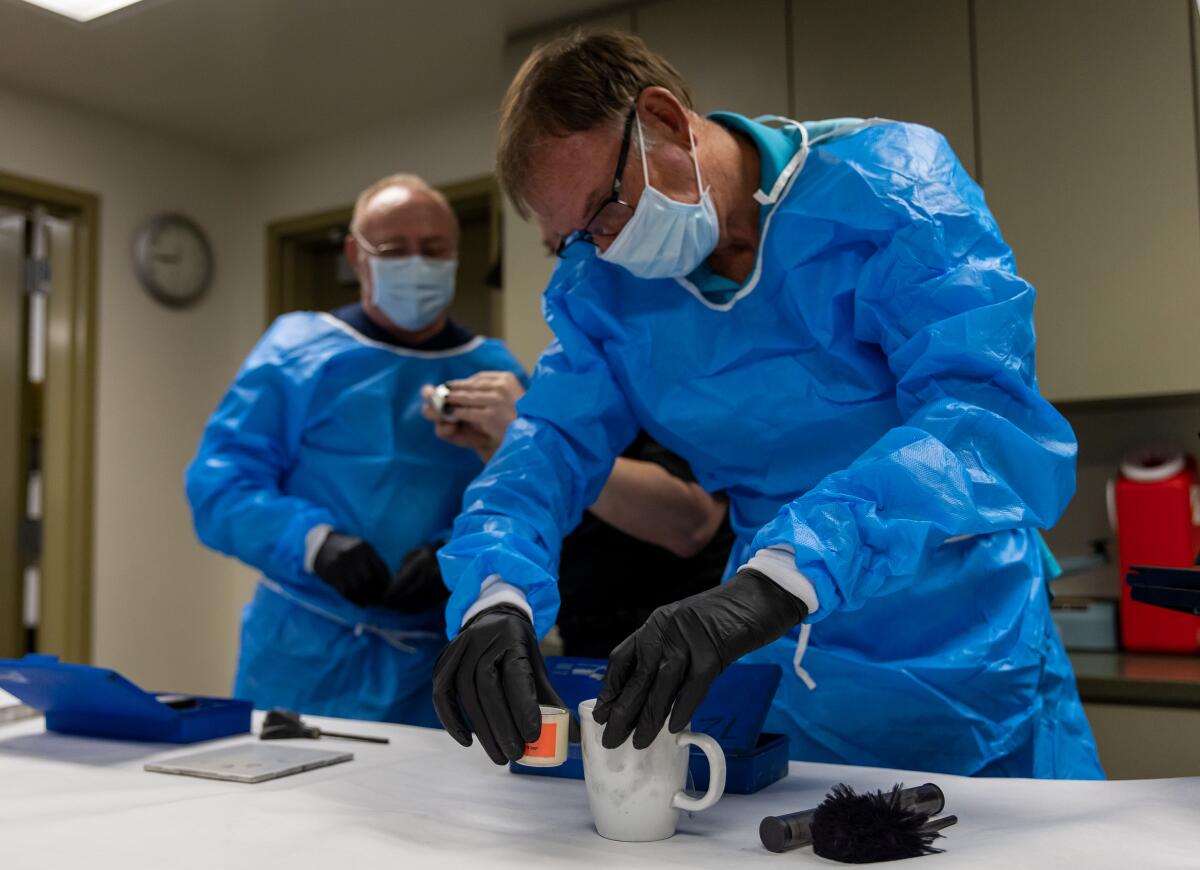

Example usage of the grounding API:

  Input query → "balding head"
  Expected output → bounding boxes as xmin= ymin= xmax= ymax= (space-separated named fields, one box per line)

xmin=351 ymin=174 xmax=455 ymax=235
xmin=349 ymin=173 xmax=459 ymax=255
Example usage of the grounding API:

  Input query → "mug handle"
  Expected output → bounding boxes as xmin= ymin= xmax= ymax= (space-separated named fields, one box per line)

xmin=671 ymin=731 xmax=726 ymax=812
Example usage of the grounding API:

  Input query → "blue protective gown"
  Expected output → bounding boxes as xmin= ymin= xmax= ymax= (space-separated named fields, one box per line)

xmin=439 ymin=115 xmax=1103 ymax=778
xmin=187 ymin=310 xmax=525 ymax=725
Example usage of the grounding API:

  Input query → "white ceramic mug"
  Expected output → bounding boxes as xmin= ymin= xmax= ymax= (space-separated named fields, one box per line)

xmin=578 ymin=698 xmax=726 ymax=842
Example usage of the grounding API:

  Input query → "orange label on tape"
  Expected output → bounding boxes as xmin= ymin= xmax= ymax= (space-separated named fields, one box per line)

xmin=524 ymin=723 xmax=558 ymax=758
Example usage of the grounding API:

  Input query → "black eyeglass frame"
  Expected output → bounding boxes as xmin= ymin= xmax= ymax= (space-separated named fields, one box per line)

xmin=554 ymin=107 xmax=639 ymax=257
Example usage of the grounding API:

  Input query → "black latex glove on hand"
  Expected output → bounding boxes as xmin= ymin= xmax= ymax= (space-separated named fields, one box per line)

xmin=593 ymin=568 xmax=808 ymax=750
xmin=380 ymin=542 xmax=450 ymax=613
xmin=432 ymin=603 xmax=566 ymax=765
xmin=312 ymin=532 xmax=390 ymax=608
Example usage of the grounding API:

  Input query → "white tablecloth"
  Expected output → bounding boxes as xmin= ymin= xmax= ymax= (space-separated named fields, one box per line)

xmin=1 ymin=713 xmax=1197 ymax=868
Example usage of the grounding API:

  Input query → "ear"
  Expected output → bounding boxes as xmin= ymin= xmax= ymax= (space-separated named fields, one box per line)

xmin=345 ymin=233 xmax=371 ymax=292
xmin=636 ymin=86 xmax=693 ymax=148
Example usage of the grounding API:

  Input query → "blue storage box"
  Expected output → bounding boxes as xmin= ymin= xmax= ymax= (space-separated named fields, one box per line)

xmin=0 ymin=654 xmax=252 ymax=743
xmin=511 ymin=657 xmax=788 ymax=794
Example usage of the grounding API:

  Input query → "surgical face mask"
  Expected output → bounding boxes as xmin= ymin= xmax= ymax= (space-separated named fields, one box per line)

xmin=599 ymin=113 xmax=719 ymax=280
xmin=368 ymin=255 xmax=457 ymax=331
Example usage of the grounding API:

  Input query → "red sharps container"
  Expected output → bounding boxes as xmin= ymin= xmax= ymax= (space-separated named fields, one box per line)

xmin=1112 ymin=448 xmax=1200 ymax=653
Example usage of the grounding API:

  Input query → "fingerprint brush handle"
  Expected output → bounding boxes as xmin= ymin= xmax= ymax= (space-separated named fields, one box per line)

xmin=921 ymin=815 xmax=959 ymax=834
xmin=759 ymin=810 xmax=816 ymax=853
xmin=316 ymin=728 xmax=391 ymax=744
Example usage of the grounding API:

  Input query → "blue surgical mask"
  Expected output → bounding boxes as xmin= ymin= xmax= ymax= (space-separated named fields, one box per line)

xmin=368 ymin=255 xmax=457 ymax=331
xmin=599 ymin=113 xmax=719 ymax=280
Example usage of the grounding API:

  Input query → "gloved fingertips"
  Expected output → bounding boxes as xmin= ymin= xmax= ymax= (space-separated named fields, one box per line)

xmin=668 ymin=679 xmax=710 ymax=734
xmin=511 ymin=683 xmax=543 ymax=744
xmin=632 ymin=703 xmax=668 ymax=750
xmin=456 ymin=663 xmax=507 ymax=765
xmin=480 ymin=738 xmax=509 ymax=766
xmin=499 ymin=654 xmax=543 ymax=744
xmin=431 ymin=682 xmax=466 ymax=731
xmin=496 ymin=725 xmax=526 ymax=762
xmin=590 ymin=702 xmax=611 ymax=724
xmin=518 ymin=712 xmax=542 ymax=745
xmin=432 ymin=699 xmax=471 ymax=747
xmin=467 ymin=707 xmax=507 ymax=765
xmin=479 ymin=666 xmax=527 ymax=760
xmin=601 ymin=720 xmax=632 ymax=750
xmin=598 ymin=637 xmax=636 ymax=700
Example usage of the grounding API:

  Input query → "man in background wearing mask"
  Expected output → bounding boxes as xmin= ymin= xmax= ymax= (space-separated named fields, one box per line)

xmin=186 ymin=174 xmax=524 ymax=725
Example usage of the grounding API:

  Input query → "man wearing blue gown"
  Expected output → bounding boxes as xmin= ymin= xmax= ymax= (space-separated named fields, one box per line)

xmin=187 ymin=174 xmax=524 ymax=726
xmin=430 ymin=33 xmax=1104 ymax=778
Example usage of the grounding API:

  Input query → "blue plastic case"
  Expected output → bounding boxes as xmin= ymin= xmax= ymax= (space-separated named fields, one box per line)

xmin=511 ymin=657 xmax=789 ymax=794
xmin=0 ymin=654 xmax=252 ymax=743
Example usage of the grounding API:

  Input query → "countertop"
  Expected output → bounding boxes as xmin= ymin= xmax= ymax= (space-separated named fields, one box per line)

xmin=1070 ymin=650 xmax=1200 ymax=708
xmin=1 ymin=712 xmax=1198 ymax=868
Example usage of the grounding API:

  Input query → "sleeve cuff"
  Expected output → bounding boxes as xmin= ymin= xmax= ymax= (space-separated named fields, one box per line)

xmin=303 ymin=523 xmax=334 ymax=574
xmin=741 ymin=546 xmax=820 ymax=617
xmin=461 ymin=575 xmax=533 ymax=626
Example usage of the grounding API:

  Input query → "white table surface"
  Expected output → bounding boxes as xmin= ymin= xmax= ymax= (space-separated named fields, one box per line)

xmin=1 ymin=712 xmax=1198 ymax=869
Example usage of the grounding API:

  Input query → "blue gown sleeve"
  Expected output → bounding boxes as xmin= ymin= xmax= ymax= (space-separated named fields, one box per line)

xmin=424 ymin=340 xmax=530 ymax=546
xmin=438 ymin=290 xmax=640 ymax=638
xmin=751 ymin=123 xmax=1077 ymax=621
xmin=185 ymin=322 xmax=337 ymax=586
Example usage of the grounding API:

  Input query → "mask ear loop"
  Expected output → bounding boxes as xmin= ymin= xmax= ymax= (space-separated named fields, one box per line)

xmin=687 ymin=121 xmax=706 ymax=200
xmin=635 ymin=111 xmax=707 ymax=203
xmin=634 ymin=111 xmax=651 ymax=188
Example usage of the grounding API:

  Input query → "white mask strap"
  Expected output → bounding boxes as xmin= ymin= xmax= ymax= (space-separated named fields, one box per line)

xmin=634 ymin=111 xmax=706 ymax=202
xmin=687 ymin=122 xmax=705 ymax=197
xmin=634 ymin=112 xmax=651 ymax=188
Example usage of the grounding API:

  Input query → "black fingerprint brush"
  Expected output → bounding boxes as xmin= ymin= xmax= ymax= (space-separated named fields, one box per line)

xmin=811 ymin=783 xmax=957 ymax=863
xmin=760 ymin=782 xmax=957 ymax=862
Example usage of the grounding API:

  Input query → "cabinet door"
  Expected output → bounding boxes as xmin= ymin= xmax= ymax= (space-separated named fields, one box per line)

xmin=636 ymin=0 xmax=789 ymax=118
xmin=0 ymin=208 xmax=22 ymax=656
xmin=791 ymin=0 xmax=976 ymax=176
xmin=976 ymin=0 xmax=1200 ymax=401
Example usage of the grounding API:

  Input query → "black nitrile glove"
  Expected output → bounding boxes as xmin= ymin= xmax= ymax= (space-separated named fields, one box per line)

xmin=312 ymin=532 xmax=390 ymax=608
xmin=593 ymin=568 xmax=808 ymax=750
xmin=380 ymin=543 xmax=450 ymax=613
xmin=432 ymin=603 xmax=566 ymax=765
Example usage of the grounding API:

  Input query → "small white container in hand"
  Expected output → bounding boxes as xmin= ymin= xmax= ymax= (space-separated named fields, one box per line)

xmin=515 ymin=705 xmax=569 ymax=767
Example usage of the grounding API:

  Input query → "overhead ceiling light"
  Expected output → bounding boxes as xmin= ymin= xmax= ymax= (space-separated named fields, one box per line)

xmin=17 ymin=0 xmax=148 ymax=22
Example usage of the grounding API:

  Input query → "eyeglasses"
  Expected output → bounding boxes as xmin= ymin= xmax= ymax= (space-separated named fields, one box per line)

xmin=351 ymin=227 xmax=451 ymax=260
xmin=352 ymin=227 xmax=405 ymax=257
xmin=556 ymin=107 xmax=638 ymax=258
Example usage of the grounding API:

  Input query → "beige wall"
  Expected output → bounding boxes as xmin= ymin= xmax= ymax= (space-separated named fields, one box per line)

xmin=1086 ymin=703 xmax=1200 ymax=780
xmin=0 ymin=84 xmax=254 ymax=694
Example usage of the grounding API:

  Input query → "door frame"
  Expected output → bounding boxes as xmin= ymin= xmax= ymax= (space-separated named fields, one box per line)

xmin=265 ymin=175 xmax=503 ymax=334
xmin=0 ymin=171 xmax=98 ymax=663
